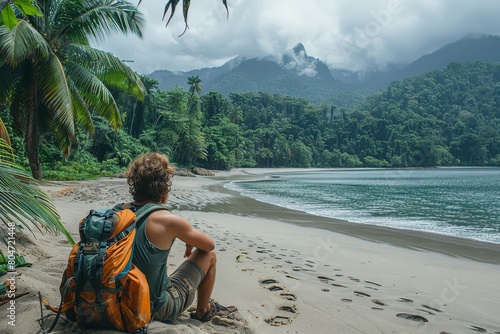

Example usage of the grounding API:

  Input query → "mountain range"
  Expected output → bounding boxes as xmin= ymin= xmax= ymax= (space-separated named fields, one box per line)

xmin=147 ymin=34 xmax=500 ymax=105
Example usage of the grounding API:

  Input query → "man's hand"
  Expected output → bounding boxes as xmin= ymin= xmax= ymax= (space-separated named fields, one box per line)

xmin=184 ymin=244 xmax=194 ymax=258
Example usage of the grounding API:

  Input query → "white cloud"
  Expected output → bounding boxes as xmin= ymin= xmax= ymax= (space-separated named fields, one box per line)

xmin=95 ymin=0 xmax=500 ymax=75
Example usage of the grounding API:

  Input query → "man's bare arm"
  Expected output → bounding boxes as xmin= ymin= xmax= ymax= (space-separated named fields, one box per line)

xmin=169 ymin=215 xmax=215 ymax=252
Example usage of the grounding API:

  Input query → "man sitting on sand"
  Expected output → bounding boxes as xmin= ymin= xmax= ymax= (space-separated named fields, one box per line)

xmin=116 ymin=152 xmax=236 ymax=323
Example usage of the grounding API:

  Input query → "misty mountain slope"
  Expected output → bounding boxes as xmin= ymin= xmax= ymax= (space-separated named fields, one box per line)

xmin=205 ymin=57 xmax=346 ymax=102
xmin=148 ymin=43 xmax=347 ymax=104
xmin=355 ymin=35 xmax=500 ymax=89
xmin=147 ymin=35 xmax=500 ymax=104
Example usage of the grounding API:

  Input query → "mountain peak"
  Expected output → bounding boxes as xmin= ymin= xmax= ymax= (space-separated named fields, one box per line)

xmin=292 ymin=42 xmax=307 ymax=56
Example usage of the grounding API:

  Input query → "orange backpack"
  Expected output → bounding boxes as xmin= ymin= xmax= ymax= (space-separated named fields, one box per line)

xmin=45 ymin=204 xmax=165 ymax=333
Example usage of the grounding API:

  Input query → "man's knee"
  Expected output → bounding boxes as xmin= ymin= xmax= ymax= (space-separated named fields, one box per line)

xmin=191 ymin=248 xmax=216 ymax=268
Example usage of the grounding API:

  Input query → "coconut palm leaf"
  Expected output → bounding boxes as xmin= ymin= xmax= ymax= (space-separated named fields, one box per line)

xmin=0 ymin=21 xmax=51 ymax=65
xmin=138 ymin=0 xmax=229 ymax=36
xmin=0 ymin=118 xmax=11 ymax=147
xmin=52 ymin=0 xmax=145 ymax=44
xmin=0 ymin=138 xmax=75 ymax=245
xmin=160 ymin=0 xmax=178 ymax=27
xmin=0 ymin=62 xmax=19 ymax=103
xmin=36 ymin=55 xmax=75 ymax=138
xmin=65 ymin=61 xmax=122 ymax=130
xmin=64 ymin=44 xmax=145 ymax=100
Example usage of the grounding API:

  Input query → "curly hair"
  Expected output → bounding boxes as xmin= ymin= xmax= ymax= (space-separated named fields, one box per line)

xmin=126 ymin=153 xmax=175 ymax=203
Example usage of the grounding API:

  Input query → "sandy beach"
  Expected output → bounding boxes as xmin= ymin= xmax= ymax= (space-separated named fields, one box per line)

xmin=2 ymin=168 xmax=500 ymax=334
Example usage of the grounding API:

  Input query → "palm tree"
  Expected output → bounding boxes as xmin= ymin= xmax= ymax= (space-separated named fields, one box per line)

xmin=187 ymin=75 xmax=203 ymax=114
xmin=227 ymin=106 xmax=243 ymax=124
xmin=0 ymin=0 xmax=146 ymax=180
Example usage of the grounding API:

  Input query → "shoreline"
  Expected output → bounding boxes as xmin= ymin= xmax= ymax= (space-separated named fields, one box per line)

xmin=204 ymin=169 xmax=500 ymax=265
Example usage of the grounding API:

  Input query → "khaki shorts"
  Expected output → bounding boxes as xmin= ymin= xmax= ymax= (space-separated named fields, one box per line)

xmin=155 ymin=260 xmax=205 ymax=323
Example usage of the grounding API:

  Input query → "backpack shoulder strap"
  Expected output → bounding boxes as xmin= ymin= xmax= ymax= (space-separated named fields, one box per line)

xmin=134 ymin=203 xmax=170 ymax=227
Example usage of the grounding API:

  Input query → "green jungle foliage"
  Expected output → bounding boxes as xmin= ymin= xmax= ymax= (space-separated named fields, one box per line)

xmin=1 ymin=60 xmax=499 ymax=180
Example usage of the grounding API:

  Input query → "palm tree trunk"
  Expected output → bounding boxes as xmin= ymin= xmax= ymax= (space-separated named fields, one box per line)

xmin=25 ymin=81 xmax=42 ymax=180
xmin=26 ymin=119 xmax=42 ymax=180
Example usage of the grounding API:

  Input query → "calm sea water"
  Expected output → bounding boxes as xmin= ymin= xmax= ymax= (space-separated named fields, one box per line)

xmin=225 ymin=168 xmax=500 ymax=244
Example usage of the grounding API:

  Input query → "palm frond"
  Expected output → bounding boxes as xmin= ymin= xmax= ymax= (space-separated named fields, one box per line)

xmin=178 ymin=0 xmax=190 ymax=37
xmin=65 ymin=62 xmax=122 ymax=130
xmin=0 ymin=21 xmax=51 ymax=66
xmin=0 ymin=118 xmax=12 ymax=149
xmin=162 ymin=0 xmax=180 ymax=27
xmin=0 ymin=138 xmax=74 ymax=245
xmin=35 ymin=55 xmax=76 ymax=141
xmin=53 ymin=0 xmax=145 ymax=45
xmin=0 ymin=62 xmax=20 ymax=103
xmin=64 ymin=44 xmax=146 ymax=101
xmin=222 ymin=0 xmax=229 ymax=19
xmin=156 ymin=0 xmax=229 ymax=35
xmin=67 ymin=79 xmax=94 ymax=133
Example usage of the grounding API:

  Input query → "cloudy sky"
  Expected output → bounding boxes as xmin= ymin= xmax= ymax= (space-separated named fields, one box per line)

xmin=96 ymin=0 xmax=500 ymax=75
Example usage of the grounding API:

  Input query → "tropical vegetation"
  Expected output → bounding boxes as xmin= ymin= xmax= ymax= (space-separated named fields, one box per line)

xmin=0 ymin=0 xmax=145 ymax=180
xmin=2 ymin=60 xmax=498 ymax=181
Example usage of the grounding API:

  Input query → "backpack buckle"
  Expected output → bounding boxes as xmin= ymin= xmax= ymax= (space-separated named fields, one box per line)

xmin=82 ymin=241 xmax=99 ymax=254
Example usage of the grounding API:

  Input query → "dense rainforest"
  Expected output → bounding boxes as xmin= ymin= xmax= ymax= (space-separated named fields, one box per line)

xmin=1 ymin=60 xmax=499 ymax=180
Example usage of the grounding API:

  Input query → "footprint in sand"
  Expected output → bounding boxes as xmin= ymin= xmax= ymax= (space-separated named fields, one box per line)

xmin=259 ymin=278 xmax=299 ymax=326
xmin=260 ymin=281 xmax=285 ymax=292
xmin=317 ymin=276 xmax=335 ymax=283
xmin=416 ymin=308 xmax=435 ymax=315
xmin=280 ymin=292 xmax=297 ymax=301
xmin=397 ymin=297 xmax=413 ymax=304
xmin=421 ymin=304 xmax=443 ymax=313
xmin=264 ymin=305 xmax=298 ymax=326
xmin=265 ymin=315 xmax=291 ymax=326
xmin=365 ymin=280 xmax=382 ymax=287
xmin=279 ymin=305 xmax=298 ymax=314
xmin=353 ymin=291 xmax=371 ymax=298
xmin=372 ymin=299 xmax=387 ymax=306
xmin=396 ymin=313 xmax=428 ymax=323
xmin=470 ymin=325 xmax=487 ymax=333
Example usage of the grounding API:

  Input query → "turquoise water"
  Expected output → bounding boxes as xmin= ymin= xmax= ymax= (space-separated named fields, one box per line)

xmin=225 ymin=168 xmax=500 ymax=244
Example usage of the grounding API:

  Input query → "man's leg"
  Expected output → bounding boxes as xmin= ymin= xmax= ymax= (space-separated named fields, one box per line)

xmin=188 ymin=249 xmax=216 ymax=316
